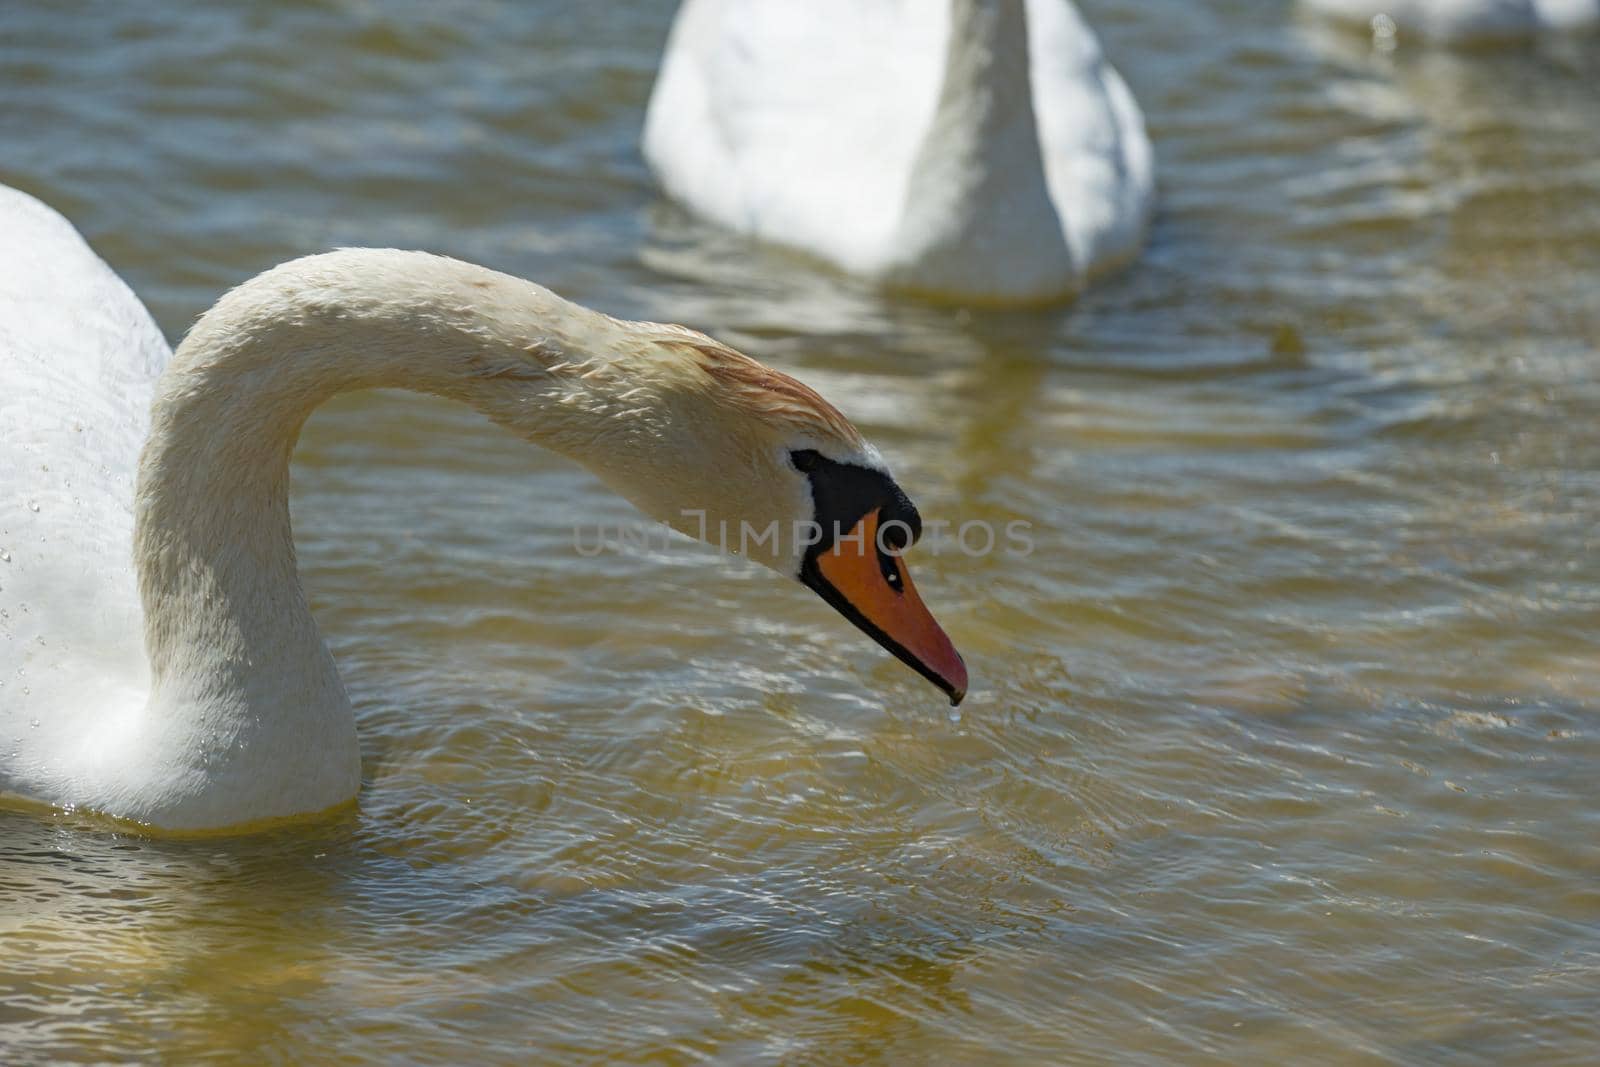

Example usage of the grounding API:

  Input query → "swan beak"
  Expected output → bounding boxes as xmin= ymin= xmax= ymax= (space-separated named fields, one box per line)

xmin=802 ymin=509 xmax=969 ymax=705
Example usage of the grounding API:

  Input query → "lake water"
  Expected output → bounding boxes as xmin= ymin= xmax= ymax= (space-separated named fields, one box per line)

xmin=2 ymin=1 xmax=1598 ymax=1062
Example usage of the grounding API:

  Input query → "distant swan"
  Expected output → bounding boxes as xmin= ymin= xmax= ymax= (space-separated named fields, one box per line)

xmin=0 ymin=186 xmax=966 ymax=831
xmin=643 ymin=0 xmax=1154 ymax=303
xmin=1303 ymin=0 xmax=1599 ymax=40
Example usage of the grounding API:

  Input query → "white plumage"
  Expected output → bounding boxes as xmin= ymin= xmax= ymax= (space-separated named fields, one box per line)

xmin=643 ymin=0 xmax=1154 ymax=303
xmin=0 ymin=188 xmax=964 ymax=831
xmin=0 ymin=186 xmax=167 ymax=818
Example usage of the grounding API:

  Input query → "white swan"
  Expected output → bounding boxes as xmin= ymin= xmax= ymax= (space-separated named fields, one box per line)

xmin=1302 ymin=0 xmax=1599 ymax=40
xmin=642 ymin=0 xmax=1154 ymax=304
xmin=0 ymin=186 xmax=966 ymax=832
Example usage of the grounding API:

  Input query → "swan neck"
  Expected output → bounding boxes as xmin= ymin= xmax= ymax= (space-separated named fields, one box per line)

xmin=130 ymin=252 xmax=619 ymax=701
xmin=940 ymin=0 xmax=1034 ymax=119
xmin=915 ymin=0 xmax=1042 ymax=184
xmin=119 ymin=249 xmax=721 ymax=825
xmin=888 ymin=0 xmax=1074 ymax=298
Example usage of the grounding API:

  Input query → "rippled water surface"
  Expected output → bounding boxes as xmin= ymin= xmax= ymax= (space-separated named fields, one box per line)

xmin=4 ymin=1 xmax=1600 ymax=1062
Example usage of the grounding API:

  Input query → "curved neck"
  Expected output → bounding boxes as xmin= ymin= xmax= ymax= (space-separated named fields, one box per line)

xmin=128 ymin=251 xmax=646 ymax=819
xmin=889 ymin=0 xmax=1073 ymax=298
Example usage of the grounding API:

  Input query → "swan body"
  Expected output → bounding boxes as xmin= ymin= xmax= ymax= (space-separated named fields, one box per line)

xmin=1 ymin=186 xmax=168 ymax=815
xmin=643 ymin=0 xmax=1154 ymax=303
xmin=0 ymin=187 xmax=965 ymax=831
xmin=1303 ymin=0 xmax=1599 ymax=40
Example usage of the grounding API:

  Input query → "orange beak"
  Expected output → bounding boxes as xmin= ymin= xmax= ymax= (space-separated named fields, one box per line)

xmin=803 ymin=509 xmax=968 ymax=705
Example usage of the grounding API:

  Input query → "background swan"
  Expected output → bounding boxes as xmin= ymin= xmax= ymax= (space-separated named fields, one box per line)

xmin=1302 ymin=0 xmax=1599 ymax=40
xmin=642 ymin=0 xmax=1154 ymax=303
xmin=0 ymin=186 xmax=965 ymax=831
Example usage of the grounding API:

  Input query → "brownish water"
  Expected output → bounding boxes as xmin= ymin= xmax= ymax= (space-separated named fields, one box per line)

xmin=2 ymin=1 xmax=1599 ymax=1062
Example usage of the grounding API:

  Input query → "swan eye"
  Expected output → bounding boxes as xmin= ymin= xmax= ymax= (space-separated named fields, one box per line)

xmin=880 ymin=518 xmax=909 ymax=553
xmin=790 ymin=449 xmax=821 ymax=473
xmin=879 ymin=499 xmax=921 ymax=548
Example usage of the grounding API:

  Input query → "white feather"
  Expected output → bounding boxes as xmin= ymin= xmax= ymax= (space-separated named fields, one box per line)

xmin=0 ymin=190 xmax=890 ymax=830
xmin=0 ymin=186 xmax=166 ymax=817
xmin=642 ymin=0 xmax=1154 ymax=302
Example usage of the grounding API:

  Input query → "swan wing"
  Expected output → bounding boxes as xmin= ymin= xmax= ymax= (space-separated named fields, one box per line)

xmin=1025 ymin=0 xmax=1154 ymax=279
xmin=0 ymin=186 xmax=165 ymax=790
xmin=643 ymin=0 xmax=947 ymax=275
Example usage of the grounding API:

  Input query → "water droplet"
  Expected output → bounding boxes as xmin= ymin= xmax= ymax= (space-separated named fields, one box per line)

xmin=21 ymin=687 xmax=29 ymax=696
xmin=26 ymin=501 xmax=39 ymax=513
xmin=0 ymin=550 xmax=10 ymax=562
xmin=29 ymin=718 xmax=39 ymax=728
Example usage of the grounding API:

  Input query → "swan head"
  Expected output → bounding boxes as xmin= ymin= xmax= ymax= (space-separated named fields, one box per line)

xmin=509 ymin=323 xmax=968 ymax=705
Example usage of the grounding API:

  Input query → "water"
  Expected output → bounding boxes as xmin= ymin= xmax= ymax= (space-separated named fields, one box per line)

xmin=3 ymin=1 xmax=1599 ymax=1062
